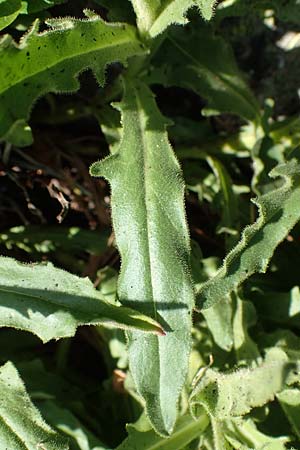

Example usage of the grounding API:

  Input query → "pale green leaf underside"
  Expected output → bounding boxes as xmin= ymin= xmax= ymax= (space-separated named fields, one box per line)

xmin=90 ymin=79 xmax=194 ymax=436
xmin=191 ymin=348 xmax=290 ymax=420
xmin=0 ymin=10 xmax=145 ymax=143
xmin=225 ymin=418 xmax=289 ymax=450
xmin=130 ymin=0 xmax=217 ymax=36
xmin=0 ymin=361 xmax=68 ymax=450
xmin=196 ymin=157 xmax=300 ymax=309
xmin=116 ymin=414 xmax=209 ymax=450
xmin=0 ymin=257 xmax=164 ymax=342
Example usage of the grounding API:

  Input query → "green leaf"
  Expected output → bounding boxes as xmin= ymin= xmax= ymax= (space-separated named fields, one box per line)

xmin=216 ymin=0 xmax=300 ymax=25
xmin=116 ymin=413 xmax=209 ymax=450
xmin=0 ymin=0 xmax=23 ymax=31
xmin=0 ymin=256 xmax=164 ymax=342
xmin=225 ymin=418 xmax=289 ymax=450
xmin=0 ymin=10 xmax=145 ymax=144
xmin=196 ymin=156 xmax=300 ymax=310
xmin=0 ymin=361 xmax=68 ymax=449
xmin=23 ymin=0 xmax=67 ymax=14
xmin=148 ymin=27 xmax=260 ymax=122
xmin=251 ymin=286 xmax=300 ymax=329
xmin=0 ymin=225 xmax=109 ymax=255
xmin=232 ymin=295 xmax=260 ymax=363
xmin=130 ymin=0 xmax=217 ymax=36
xmin=93 ymin=0 xmax=135 ymax=23
xmin=277 ymin=389 xmax=300 ymax=440
xmin=38 ymin=400 xmax=111 ymax=450
xmin=209 ymin=418 xmax=232 ymax=450
xmin=190 ymin=348 xmax=291 ymax=420
xmin=129 ymin=0 xmax=160 ymax=33
xmin=90 ymin=79 xmax=194 ymax=436
xmin=202 ymin=296 xmax=233 ymax=351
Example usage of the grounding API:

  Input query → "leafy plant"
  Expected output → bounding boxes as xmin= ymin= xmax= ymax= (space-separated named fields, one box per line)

xmin=1 ymin=0 xmax=300 ymax=448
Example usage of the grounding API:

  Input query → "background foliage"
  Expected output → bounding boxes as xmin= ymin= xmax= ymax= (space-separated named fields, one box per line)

xmin=1 ymin=0 xmax=300 ymax=448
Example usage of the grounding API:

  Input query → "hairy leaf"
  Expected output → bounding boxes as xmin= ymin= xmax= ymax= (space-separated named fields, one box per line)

xmin=196 ymin=156 xmax=300 ymax=310
xmin=117 ymin=413 xmax=209 ymax=450
xmin=0 ymin=361 xmax=68 ymax=449
xmin=90 ymin=79 xmax=194 ymax=436
xmin=225 ymin=418 xmax=289 ymax=450
xmin=232 ymin=295 xmax=260 ymax=362
xmin=190 ymin=348 xmax=291 ymax=420
xmin=0 ymin=256 xmax=164 ymax=342
xmin=147 ymin=27 xmax=260 ymax=121
xmin=0 ymin=10 xmax=145 ymax=144
xmin=130 ymin=0 xmax=217 ymax=36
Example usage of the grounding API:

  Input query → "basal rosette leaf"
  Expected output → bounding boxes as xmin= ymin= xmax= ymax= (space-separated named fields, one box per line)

xmin=0 ymin=256 xmax=164 ymax=342
xmin=196 ymin=156 xmax=300 ymax=310
xmin=90 ymin=79 xmax=194 ymax=436
xmin=130 ymin=0 xmax=218 ymax=36
xmin=190 ymin=348 xmax=291 ymax=420
xmin=0 ymin=361 xmax=68 ymax=450
xmin=147 ymin=27 xmax=260 ymax=122
xmin=0 ymin=10 xmax=146 ymax=144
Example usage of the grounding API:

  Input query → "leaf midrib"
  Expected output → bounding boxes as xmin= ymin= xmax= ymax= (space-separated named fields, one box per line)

xmin=135 ymin=88 xmax=158 ymax=321
xmin=168 ymin=35 xmax=259 ymax=119
xmin=0 ymin=283 xmax=102 ymax=315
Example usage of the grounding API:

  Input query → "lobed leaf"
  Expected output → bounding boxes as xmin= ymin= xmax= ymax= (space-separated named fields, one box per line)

xmin=130 ymin=0 xmax=218 ymax=37
xmin=90 ymin=79 xmax=194 ymax=436
xmin=0 ymin=361 xmax=68 ymax=449
xmin=0 ymin=256 xmax=164 ymax=342
xmin=0 ymin=10 xmax=145 ymax=144
xmin=190 ymin=348 xmax=291 ymax=420
xmin=196 ymin=156 xmax=300 ymax=310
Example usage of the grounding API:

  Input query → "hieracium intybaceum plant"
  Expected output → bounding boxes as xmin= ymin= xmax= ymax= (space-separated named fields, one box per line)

xmin=1 ymin=0 xmax=300 ymax=448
